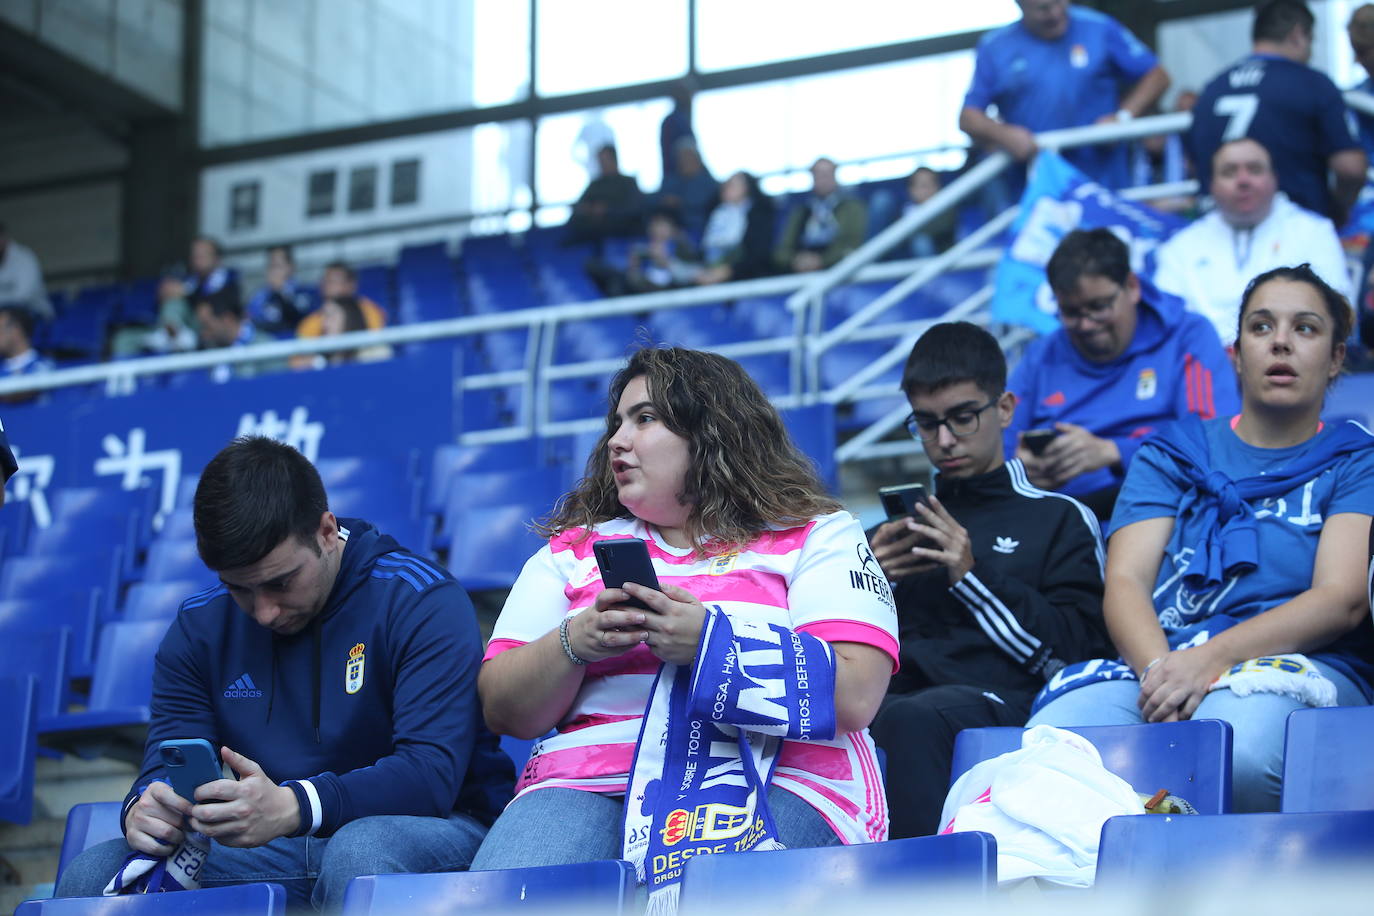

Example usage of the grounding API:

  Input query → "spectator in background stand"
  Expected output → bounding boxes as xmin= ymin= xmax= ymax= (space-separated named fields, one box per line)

xmin=1188 ymin=0 xmax=1366 ymax=225
xmin=0 ymin=305 xmax=54 ymax=403
xmin=0 ymin=223 xmax=53 ymax=320
xmin=659 ymin=78 xmax=696 ymax=183
xmin=565 ymin=145 xmax=644 ymax=247
xmin=248 ymin=246 xmax=314 ymax=337
xmin=196 ymin=288 xmax=274 ymax=383
xmin=694 ymin=171 xmax=775 ymax=285
xmin=110 ymin=270 xmax=200 ymax=358
xmin=1153 ymin=138 xmax=1352 ymax=344
xmin=774 ymin=158 xmax=867 ymax=274
xmin=296 ymin=262 xmax=387 ymax=339
xmin=186 ymin=236 xmax=240 ymax=307
xmin=960 ymin=0 xmax=1169 ymax=192
xmin=1348 ymin=5 xmax=1374 ymax=158
xmin=300 ymin=295 xmax=393 ymax=370
xmin=585 ymin=209 xmax=702 ymax=298
xmin=899 ymin=167 xmax=957 ymax=258
xmin=1005 ymin=229 xmax=1239 ymax=521
xmin=656 ymin=138 xmax=718 ymax=239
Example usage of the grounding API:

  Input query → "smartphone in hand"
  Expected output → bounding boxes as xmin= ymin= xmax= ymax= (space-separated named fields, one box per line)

xmin=879 ymin=483 xmax=929 ymax=522
xmin=593 ymin=538 xmax=663 ymax=610
xmin=1023 ymin=428 xmax=1060 ymax=456
xmin=159 ymin=738 xmax=227 ymax=802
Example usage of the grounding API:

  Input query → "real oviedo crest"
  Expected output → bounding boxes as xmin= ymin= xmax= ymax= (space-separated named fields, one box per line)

xmin=345 ymin=642 xmax=366 ymax=695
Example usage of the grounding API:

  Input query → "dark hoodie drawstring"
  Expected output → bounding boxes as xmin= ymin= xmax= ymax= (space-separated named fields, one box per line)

xmin=312 ymin=621 xmax=322 ymax=744
xmin=267 ymin=639 xmax=280 ymax=724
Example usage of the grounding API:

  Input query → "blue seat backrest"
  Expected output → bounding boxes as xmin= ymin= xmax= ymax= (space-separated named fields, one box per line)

xmin=0 ymin=551 xmax=121 ymax=620
xmin=55 ymin=801 xmax=125 ymax=883
xmin=16 ymin=882 xmax=288 ymax=915
xmin=88 ymin=619 xmax=173 ymax=712
xmin=143 ymin=539 xmax=212 ymax=584
xmin=0 ymin=627 xmax=68 ymax=720
xmin=1281 ymin=706 xmax=1374 ymax=812
xmin=0 ymin=674 xmax=39 ymax=824
xmin=446 ymin=504 xmax=550 ymax=591
xmin=1096 ymin=810 xmax=1374 ymax=887
xmin=779 ymin=403 xmax=837 ymax=492
xmin=1322 ymin=374 xmax=1374 ymax=428
xmin=123 ymin=580 xmax=207 ymax=621
xmin=678 ymin=831 xmax=996 ymax=913
xmin=341 ymin=860 xmax=636 ymax=916
xmin=0 ymin=591 xmax=101 ymax=679
xmin=951 ymin=721 xmax=1234 ymax=814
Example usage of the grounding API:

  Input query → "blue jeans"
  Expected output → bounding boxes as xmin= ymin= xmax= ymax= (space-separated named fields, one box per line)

xmin=470 ymin=786 xmax=840 ymax=871
xmin=55 ymin=813 xmax=487 ymax=911
xmin=1027 ymin=658 xmax=1367 ymax=813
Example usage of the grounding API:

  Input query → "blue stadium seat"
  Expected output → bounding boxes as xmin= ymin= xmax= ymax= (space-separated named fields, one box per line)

xmin=548 ymin=376 xmax=607 ymax=423
xmin=735 ymin=353 xmax=792 ymax=399
xmin=1281 ymin=706 xmax=1374 ymax=813
xmin=425 ymin=443 xmax=537 ymax=516
xmin=143 ymin=539 xmax=212 ymax=584
xmin=328 ymin=483 xmax=424 ymax=528
xmin=0 ymin=627 xmax=69 ymax=722
xmin=779 ymin=403 xmax=837 ymax=492
xmin=41 ymin=619 xmax=173 ymax=758
xmin=0 ymin=493 xmax=35 ymax=560
xmin=732 ymin=295 xmax=794 ymax=339
xmin=1095 ymin=810 xmax=1374 ymax=887
xmin=438 ymin=466 xmax=566 ymax=553
xmin=17 ymin=883 xmax=288 ymax=915
xmin=116 ymin=277 xmax=160 ymax=326
xmin=122 ymin=579 xmax=206 ymax=621
xmin=445 ymin=504 xmax=550 ymax=591
xmin=157 ymin=508 xmax=196 ymax=541
xmin=0 ymin=591 xmax=102 ymax=679
xmin=0 ymin=675 xmax=39 ymax=824
xmin=678 ymin=831 xmax=996 ymax=913
xmin=951 ymin=721 xmax=1234 ymax=814
xmin=341 ymin=860 xmax=636 ymax=916
xmin=1323 ymin=372 xmax=1374 ymax=427
xmin=1 ymin=551 xmax=121 ymax=626
xmin=55 ymin=801 xmax=125 ymax=883
xmin=315 ymin=453 xmax=418 ymax=492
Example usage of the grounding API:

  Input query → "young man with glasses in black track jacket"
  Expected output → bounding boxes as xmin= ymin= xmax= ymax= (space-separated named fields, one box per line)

xmin=867 ymin=321 xmax=1110 ymax=839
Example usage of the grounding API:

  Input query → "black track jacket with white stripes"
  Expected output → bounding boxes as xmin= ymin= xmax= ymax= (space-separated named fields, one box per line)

xmin=886 ymin=459 xmax=1110 ymax=701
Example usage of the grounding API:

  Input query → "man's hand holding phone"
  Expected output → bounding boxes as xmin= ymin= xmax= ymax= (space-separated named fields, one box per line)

xmin=125 ymin=781 xmax=194 ymax=856
xmin=870 ymin=493 xmax=975 ymax=586
xmin=189 ymin=747 xmax=300 ymax=848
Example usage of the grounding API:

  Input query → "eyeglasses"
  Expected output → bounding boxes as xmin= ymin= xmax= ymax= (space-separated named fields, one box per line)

xmin=905 ymin=397 xmax=999 ymax=441
xmin=1057 ymin=286 xmax=1122 ymax=326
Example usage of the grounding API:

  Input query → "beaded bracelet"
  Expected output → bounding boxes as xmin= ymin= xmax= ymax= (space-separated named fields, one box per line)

xmin=559 ymin=616 xmax=587 ymax=666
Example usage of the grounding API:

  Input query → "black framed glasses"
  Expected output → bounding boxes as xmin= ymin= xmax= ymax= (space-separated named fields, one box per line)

xmin=1057 ymin=285 xmax=1123 ymax=326
xmin=905 ymin=397 xmax=999 ymax=441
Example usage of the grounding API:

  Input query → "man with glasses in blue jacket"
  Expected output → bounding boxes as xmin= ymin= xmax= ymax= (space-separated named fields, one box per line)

xmin=867 ymin=321 xmax=1109 ymax=839
xmin=1005 ymin=228 xmax=1239 ymax=521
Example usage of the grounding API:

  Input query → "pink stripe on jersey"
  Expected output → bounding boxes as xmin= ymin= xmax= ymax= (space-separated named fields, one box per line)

xmin=483 ymin=638 xmax=525 ymax=662
xmin=562 ymin=713 xmax=641 ymax=733
xmin=776 ymin=741 xmax=854 ymax=780
xmin=667 ymin=569 xmax=788 ymax=606
xmin=797 ymin=620 xmax=900 ymax=670
xmin=585 ymin=643 xmax=660 ymax=679
xmin=778 ymin=772 xmax=861 ymax=819
xmin=851 ymin=735 xmax=887 ymax=841
xmin=517 ymin=743 xmax=636 ymax=793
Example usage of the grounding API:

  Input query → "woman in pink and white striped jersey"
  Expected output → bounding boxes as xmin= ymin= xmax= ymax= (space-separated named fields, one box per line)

xmin=471 ymin=346 xmax=899 ymax=871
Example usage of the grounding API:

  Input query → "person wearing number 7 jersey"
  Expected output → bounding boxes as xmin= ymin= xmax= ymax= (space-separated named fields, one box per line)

xmin=1187 ymin=0 xmax=1366 ymax=225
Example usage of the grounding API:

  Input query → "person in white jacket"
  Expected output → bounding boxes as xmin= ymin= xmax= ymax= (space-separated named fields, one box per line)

xmin=1152 ymin=137 xmax=1352 ymax=343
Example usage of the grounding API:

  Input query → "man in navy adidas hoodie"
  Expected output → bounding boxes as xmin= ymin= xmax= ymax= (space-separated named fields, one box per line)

xmin=1004 ymin=228 xmax=1239 ymax=519
xmin=57 ymin=437 xmax=512 ymax=910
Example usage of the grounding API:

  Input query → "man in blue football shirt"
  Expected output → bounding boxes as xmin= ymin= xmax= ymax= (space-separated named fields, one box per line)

xmin=960 ymin=0 xmax=1170 ymax=191
xmin=1188 ymin=0 xmax=1366 ymax=224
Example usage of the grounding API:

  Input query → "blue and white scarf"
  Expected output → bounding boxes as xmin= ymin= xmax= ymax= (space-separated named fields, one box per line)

xmin=624 ymin=606 xmax=835 ymax=914
xmin=104 ymin=832 xmax=209 ymax=895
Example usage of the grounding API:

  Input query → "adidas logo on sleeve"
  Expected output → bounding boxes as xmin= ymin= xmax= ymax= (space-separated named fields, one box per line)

xmin=223 ymin=673 xmax=264 ymax=699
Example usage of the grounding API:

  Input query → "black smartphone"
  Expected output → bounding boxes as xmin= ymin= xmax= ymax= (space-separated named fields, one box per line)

xmin=593 ymin=538 xmax=662 ymax=610
xmin=1023 ymin=428 xmax=1060 ymax=456
xmin=159 ymin=738 xmax=226 ymax=802
xmin=879 ymin=483 xmax=929 ymax=522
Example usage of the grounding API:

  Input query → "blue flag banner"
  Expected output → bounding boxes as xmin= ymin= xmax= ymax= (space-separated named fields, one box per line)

xmin=993 ymin=151 xmax=1188 ymax=333
xmin=2 ymin=345 xmax=458 ymax=529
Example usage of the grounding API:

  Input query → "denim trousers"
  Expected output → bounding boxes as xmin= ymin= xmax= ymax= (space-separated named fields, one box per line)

xmin=55 ymin=813 xmax=488 ymax=912
xmin=1026 ymin=658 xmax=1367 ymax=812
xmin=470 ymin=785 xmax=841 ymax=871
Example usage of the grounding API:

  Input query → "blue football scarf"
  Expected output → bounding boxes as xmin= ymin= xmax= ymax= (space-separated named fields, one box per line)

xmin=624 ymin=605 xmax=836 ymax=915
xmin=1138 ymin=415 xmax=1374 ymax=591
xmin=104 ymin=831 xmax=209 ymax=895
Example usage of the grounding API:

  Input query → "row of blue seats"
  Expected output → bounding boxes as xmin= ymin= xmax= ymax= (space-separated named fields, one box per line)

xmin=15 ymin=712 xmax=1374 ymax=909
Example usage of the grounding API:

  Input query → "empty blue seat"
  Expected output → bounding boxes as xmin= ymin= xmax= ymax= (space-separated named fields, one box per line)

xmin=0 ymin=627 xmax=69 ymax=721
xmin=143 ymin=539 xmax=212 ymax=584
xmin=17 ymin=882 xmax=288 ymax=915
xmin=426 ymin=443 xmax=532 ymax=515
xmin=315 ymin=454 xmax=418 ymax=493
xmin=735 ymin=353 xmax=792 ymax=399
xmin=1323 ymin=372 xmax=1374 ymax=427
xmin=678 ymin=831 xmax=996 ymax=913
xmin=445 ymin=504 xmax=550 ymax=591
xmin=1281 ymin=706 xmax=1374 ymax=813
xmin=0 ymin=591 xmax=102 ymax=679
xmin=1 ymin=551 xmax=121 ymax=626
xmin=438 ymin=466 xmax=566 ymax=554
xmin=42 ymin=618 xmax=173 ymax=758
xmin=779 ymin=403 xmax=837 ymax=491
xmin=329 ymin=484 xmax=424 ymax=528
xmin=0 ymin=675 xmax=39 ymax=824
xmin=951 ymin=721 xmax=1233 ymax=814
xmin=1095 ymin=810 xmax=1374 ymax=887
xmin=55 ymin=801 xmax=125 ymax=883
xmin=341 ymin=859 xmax=636 ymax=915
xmin=122 ymin=579 xmax=207 ymax=621
xmin=0 ymin=495 xmax=34 ymax=560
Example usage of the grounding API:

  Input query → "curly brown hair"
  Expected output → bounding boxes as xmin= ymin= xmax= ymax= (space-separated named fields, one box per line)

xmin=539 ymin=346 xmax=841 ymax=555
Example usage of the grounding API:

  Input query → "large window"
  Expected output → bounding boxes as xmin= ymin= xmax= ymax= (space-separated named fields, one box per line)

xmin=535 ymin=0 xmax=689 ymax=96
xmin=694 ymin=0 xmax=1016 ymax=72
xmin=534 ymin=99 xmax=673 ymax=222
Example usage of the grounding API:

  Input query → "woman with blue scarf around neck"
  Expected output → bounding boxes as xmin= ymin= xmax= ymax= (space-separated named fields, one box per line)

xmin=1029 ymin=264 xmax=1374 ymax=812
xmin=472 ymin=347 xmax=897 ymax=902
